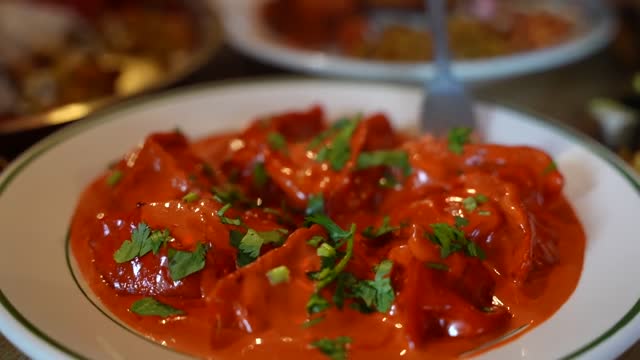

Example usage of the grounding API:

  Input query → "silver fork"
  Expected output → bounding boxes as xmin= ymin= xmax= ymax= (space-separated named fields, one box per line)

xmin=420 ymin=0 xmax=475 ymax=135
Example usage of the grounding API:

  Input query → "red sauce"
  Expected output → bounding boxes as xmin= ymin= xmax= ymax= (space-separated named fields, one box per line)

xmin=69 ymin=106 xmax=585 ymax=359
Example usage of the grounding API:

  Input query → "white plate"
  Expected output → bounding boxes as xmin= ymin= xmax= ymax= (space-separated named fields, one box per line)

xmin=0 ymin=79 xmax=639 ymax=360
xmin=214 ymin=0 xmax=616 ymax=83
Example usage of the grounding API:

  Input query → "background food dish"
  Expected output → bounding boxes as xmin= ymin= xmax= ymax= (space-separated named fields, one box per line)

xmin=0 ymin=0 xmax=222 ymax=134
xmin=215 ymin=0 xmax=616 ymax=82
xmin=0 ymin=80 xmax=639 ymax=359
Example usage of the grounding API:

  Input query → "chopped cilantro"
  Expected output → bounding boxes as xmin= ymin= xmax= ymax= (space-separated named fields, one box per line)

xmin=306 ymin=193 xmax=325 ymax=216
xmin=349 ymin=260 xmax=395 ymax=313
xmin=167 ymin=242 xmax=207 ymax=281
xmin=317 ymin=243 xmax=337 ymax=258
xmin=543 ymin=160 xmax=558 ymax=175
xmin=427 ymin=221 xmax=485 ymax=260
xmin=356 ymin=150 xmax=411 ymax=176
xmin=307 ymin=235 xmax=325 ymax=248
xmin=266 ymin=265 xmax=290 ymax=285
xmin=315 ymin=119 xmax=359 ymax=171
xmin=201 ymin=163 xmax=214 ymax=177
xmin=182 ymin=192 xmax=199 ymax=203
xmin=461 ymin=193 xmax=491 ymax=214
xmin=253 ymin=162 xmax=268 ymax=188
xmin=448 ymin=127 xmax=472 ymax=155
xmin=106 ymin=170 xmax=123 ymax=187
xmin=230 ymin=228 xmax=288 ymax=267
xmin=361 ymin=216 xmax=399 ymax=239
xmin=130 ymin=297 xmax=183 ymax=317
xmin=216 ymin=203 xmax=243 ymax=226
xmin=212 ymin=184 xmax=248 ymax=205
xmin=454 ymin=216 xmax=469 ymax=228
xmin=267 ymin=132 xmax=287 ymax=153
xmin=302 ymin=316 xmax=326 ymax=328
xmin=306 ymin=293 xmax=331 ymax=314
xmin=478 ymin=210 xmax=491 ymax=216
xmin=113 ymin=223 xmax=170 ymax=263
xmin=310 ymin=336 xmax=352 ymax=360
xmin=305 ymin=214 xmax=354 ymax=246
xmin=426 ymin=262 xmax=449 ymax=271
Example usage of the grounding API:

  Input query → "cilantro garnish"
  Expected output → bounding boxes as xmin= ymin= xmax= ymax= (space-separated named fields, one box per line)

xmin=229 ymin=228 xmax=288 ymax=267
xmin=201 ymin=163 xmax=214 ymax=177
xmin=306 ymin=193 xmax=325 ymax=216
xmin=543 ymin=160 xmax=558 ymax=175
xmin=478 ymin=210 xmax=491 ymax=216
xmin=356 ymin=150 xmax=412 ymax=176
xmin=306 ymin=293 xmax=331 ymax=314
xmin=130 ymin=297 xmax=184 ymax=317
xmin=302 ymin=316 xmax=325 ymax=328
xmin=426 ymin=262 xmax=449 ymax=271
xmin=305 ymin=214 xmax=354 ymax=246
xmin=448 ymin=127 xmax=472 ymax=155
xmin=167 ymin=242 xmax=207 ymax=281
xmin=253 ymin=162 xmax=268 ymax=188
xmin=315 ymin=118 xmax=359 ymax=171
xmin=216 ymin=203 xmax=243 ymax=226
xmin=113 ymin=223 xmax=170 ymax=263
xmin=454 ymin=215 xmax=469 ymax=228
xmin=427 ymin=218 xmax=485 ymax=260
xmin=307 ymin=235 xmax=325 ymax=248
xmin=266 ymin=265 xmax=290 ymax=285
xmin=349 ymin=260 xmax=395 ymax=313
xmin=307 ymin=118 xmax=353 ymax=150
xmin=462 ymin=194 xmax=488 ymax=212
xmin=212 ymin=184 xmax=248 ymax=205
xmin=310 ymin=336 xmax=352 ymax=360
xmin=267 ymin=132 xmax=287 ymax=153
xmin=182 ymin=192 xmax=199 ymax=203
xmin=361 ymin=216 xmax=399 ymax=239
xmin=106 ymin=170 xmax=123 ymax=187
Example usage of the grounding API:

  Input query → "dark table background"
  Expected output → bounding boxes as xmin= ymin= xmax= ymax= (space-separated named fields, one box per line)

xmin=1 ymin=41 xmax=639 ymax=359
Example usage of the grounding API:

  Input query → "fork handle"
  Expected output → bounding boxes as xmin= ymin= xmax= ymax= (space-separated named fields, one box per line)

xmin=426 ymin=0 xmax=452 ymax=79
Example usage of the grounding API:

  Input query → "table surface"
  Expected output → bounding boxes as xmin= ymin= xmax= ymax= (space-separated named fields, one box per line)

xmin=1 ymin=43 xmax=640 ymax=359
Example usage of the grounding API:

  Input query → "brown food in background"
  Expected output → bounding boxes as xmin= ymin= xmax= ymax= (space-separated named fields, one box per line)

xmin=263 ymin=0 xmax=573 ymax=62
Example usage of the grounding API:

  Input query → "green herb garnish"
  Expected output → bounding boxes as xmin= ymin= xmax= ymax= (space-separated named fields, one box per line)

xmin=349 ymin=260 xmax=395 ymax=313
xmin=182 ymin=191 xmax=199 ymax=203
xmin=310 ymin=336 xmax=352 ymax=360
xmin=356 ymin=150 xmax=411 ymax=176
xmin=267 ymin=132 xmax=287 ymax=153
xmin=306 ymin=293 xmax=331 ymax=314
xmin=315 ymin=119 xmax=359 ymax=171
xmin=448 ymin=127 xmax=472 ymax=155
xmin=230 ymin=228 xmax=288 ymax=267
xmin=106 ymin=170 xmax=123 ymax=187
xmin=426 ymin=262 xmax=449 ymax=271
xmin=266 ymin=265 xmax=290 ymax=285
xmin=113 ymin=223 xmax=171 ymax=263
xmin=427 ymin=220 xmax=485 ymax=260
xmin=361 ymin=215 xmax=399 ymax=239
xmin=543 ymin=160 xmax=558 ymax=175
xmin=253 ymin=162 xmax=268 ymax=188
xmin=167 ymin=242 xmax=207 ymax=281
xmin=130 ymin=297 xmax=184 ymax=317
xmin=302 ymin=316 xmax=326 ymax=328
xmin=305 ymin=214 xmax=354 ymax=246
xmin=216 ymin=203 xmax=243 ymax=226
xmin=306 ymin=193 xmax=325 ymax=216
xmin=462 ymin=194 xmax=488 ymax=212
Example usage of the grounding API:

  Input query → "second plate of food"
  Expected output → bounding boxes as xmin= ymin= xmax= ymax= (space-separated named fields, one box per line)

xmin=0 ymin=79 xmax=639 ymax=360
xmin=215 ymin=0 xmax=615 ymax=83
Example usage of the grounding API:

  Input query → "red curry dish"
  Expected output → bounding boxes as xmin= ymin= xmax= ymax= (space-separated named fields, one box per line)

xmin=69 ymin=106 xmax=585 ymax=359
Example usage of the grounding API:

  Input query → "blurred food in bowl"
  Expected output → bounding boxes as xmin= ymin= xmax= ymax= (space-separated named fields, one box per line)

xmin=262 ymin=0 xmax=574 ymax=62
xmin=0 ymin=0 xmax=219 ymax=131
